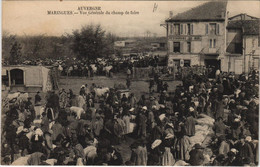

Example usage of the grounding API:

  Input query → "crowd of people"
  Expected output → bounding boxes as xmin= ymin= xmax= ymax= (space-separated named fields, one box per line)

xmin=3 ymin=54 xmax=163 ymax=78
xmin=1 ymin=67 xmax=259 ymax=166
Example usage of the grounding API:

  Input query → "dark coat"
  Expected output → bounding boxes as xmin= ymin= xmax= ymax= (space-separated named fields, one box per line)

xmin=189 ymin=149 xmax=204 ymax=166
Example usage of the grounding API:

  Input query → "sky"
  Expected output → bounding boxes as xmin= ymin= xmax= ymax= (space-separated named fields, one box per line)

xmin=2 ymin=1 xmax=260 ymax=37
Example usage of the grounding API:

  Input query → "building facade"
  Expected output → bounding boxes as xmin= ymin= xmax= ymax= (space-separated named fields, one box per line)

xmin=165 ymin=2 xmax=260 ymax=74
xmin=226 ymin=14 xmax=260 ymax=74
xmin=166 ymin=1 xmax=228 ymax=71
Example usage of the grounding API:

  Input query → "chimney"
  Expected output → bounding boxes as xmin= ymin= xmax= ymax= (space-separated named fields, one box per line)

xmin=242 ymin=13 xmax=246 ymax=20
xmin=221 ymin=11 xmax=225 ymax=18
xmin=169 ymin=11 xmax=173 ymax=18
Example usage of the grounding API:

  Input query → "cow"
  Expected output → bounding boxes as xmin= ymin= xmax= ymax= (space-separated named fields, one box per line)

xmin=70 ymin=106 xmax=85 ymax=119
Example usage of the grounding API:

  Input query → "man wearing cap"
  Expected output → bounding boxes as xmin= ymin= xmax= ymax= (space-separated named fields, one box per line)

xmin=188 ymin=144 xmax=205 ymax=166
xmin=239 ymin=135 xmax=254 ymax=163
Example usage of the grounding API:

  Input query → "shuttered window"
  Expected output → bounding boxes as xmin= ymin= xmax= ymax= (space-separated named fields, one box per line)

xmin=187 ymin=24 xmax=191 ymax=35
xmin=191 ymin=24 xmax=193 ymax=35
xmin=216 ymin=24 xmax=220 ymax=35
xmin=206 ymin=24 xmax=208 ymax=34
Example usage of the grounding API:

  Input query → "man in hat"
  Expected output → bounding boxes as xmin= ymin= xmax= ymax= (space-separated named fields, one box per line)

xmin=35 ymin=91 xmax=41 ymax=106
xmin=189 ymin=144 xmax=205 ymax=166
xmin=238 ymin=135 xmax=254 ymax=163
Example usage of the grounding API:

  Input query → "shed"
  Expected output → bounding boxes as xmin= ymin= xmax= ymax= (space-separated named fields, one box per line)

xmin=2 ymin=65 xmax=58 ymax=93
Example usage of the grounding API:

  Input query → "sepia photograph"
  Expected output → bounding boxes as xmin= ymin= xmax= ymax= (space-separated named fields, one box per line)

xmin=1 ymin=0 xmax=260 ymax=166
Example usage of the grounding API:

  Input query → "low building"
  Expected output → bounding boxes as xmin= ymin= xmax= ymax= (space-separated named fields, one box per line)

xmin=2 ymin=65 xmax=58 ymax=93
xmin=226 ymin=14 xmax=260 ymax=74
xmin=150 ymin=38 xmax=167 ymax=51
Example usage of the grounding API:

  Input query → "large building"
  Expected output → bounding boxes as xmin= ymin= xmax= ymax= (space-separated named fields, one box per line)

xmin=166 ymin=1 xmax=228 ymax=70
xmin=165 ymin=1 xmax=260 ymax=74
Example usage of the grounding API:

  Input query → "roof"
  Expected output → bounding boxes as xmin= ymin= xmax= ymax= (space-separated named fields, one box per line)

xmin=166 ymin=1 xmax=227 ymax=22
xmin=229 ymin=13 xmax=259 ymax=21
xmin=227 ymin=19 xmax=260 ymax=35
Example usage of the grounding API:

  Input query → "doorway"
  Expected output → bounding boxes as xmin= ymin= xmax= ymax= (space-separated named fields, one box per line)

xmin=204 ymin=59 xmax=221 ymax=78
xmin=10 ymin=69 xmax=24 ymax=85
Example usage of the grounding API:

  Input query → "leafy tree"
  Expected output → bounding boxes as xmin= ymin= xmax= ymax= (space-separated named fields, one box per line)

xmin=71 ymin=24 xmax=106 ymax=60
xmin=9 ymin=40 xmax=22 ymax=65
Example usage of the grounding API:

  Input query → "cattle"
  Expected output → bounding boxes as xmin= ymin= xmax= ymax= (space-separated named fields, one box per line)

xmin=94 ymin=87 xmax=109 ymax=98
xmin=70 ymin=106 xmax=85 ymax=119
xmin=103 ymin=65 xmax=113 ymax=76
xmin=90 ymin=64 xmax=97 ymax=74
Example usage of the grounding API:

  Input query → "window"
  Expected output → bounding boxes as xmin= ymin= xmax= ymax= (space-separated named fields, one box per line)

xmin=173 ymin=42 xmax=180 ymax=52
xmin=180 ymin=24 xmax=183 ymax=34
xmin=209 ymin=23 xmax=217 ymax=35
xmin=187 ymin=42 xmax=191 ymax=52
xmin=191 ymin=24 xmax=193 ymax=35
xmin=209 ymin=39 xmax=216 ymax=48
xmin=206 ymin=24 xmax=208 ymax=34
xmin=174 ymin=24 xmax=180 ymax=35
xmin=187 ymin=24 xmax=191 ymax=35
xmin=169 ymin=24 xmax=173 ymax=35
xmin=234 ymin=43 xmax=242 ymax=54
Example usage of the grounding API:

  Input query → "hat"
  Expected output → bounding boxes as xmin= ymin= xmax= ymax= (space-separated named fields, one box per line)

xmin=194 ymin=144 xmax=204 ymax=149
xmin=151 ymin=139 xmax=162 ymax=149
xmin=129 ymin=108 xmax=135 ymax=112
xmin=142 ymin=106 xmax=147 ymax=110
xmin=152 ymin=105 xmax=157 ymax=109
xmin=159 ymin=114 xmax=166 ymax=121
xmin=165 ymin=133 xmax=174 ymax=139
xmin=37 ymin=91 xmax=40 ymax=93
xmin=189 ymin=107 xmax=194 ymax=112
xmin=81 ymin=85 xmax=85 ymax=88
xmin=234 ymin=118 xmax=240 ymax=122
xmin=160 ymin=105 xmax=165 ymax=109
xmin=16 ymin=126 xmax=24 ymax=134
xmin=167 ymin=122 xmax=174 ymax=128
xmin=231 ymin=148 xmax=238 ymax=154
xmin=245 ymin=136 xmax=252 ymax=142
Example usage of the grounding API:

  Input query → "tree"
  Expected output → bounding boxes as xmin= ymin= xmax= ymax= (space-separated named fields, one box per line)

xmin=9 ymin=41 xmax=22 ymax=65
xmin=71 ymin=24 xmax=106 ymax=60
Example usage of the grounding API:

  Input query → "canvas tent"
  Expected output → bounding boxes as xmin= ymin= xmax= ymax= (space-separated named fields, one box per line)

xmin=2 ymin=65 xmax=58 ymax=93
